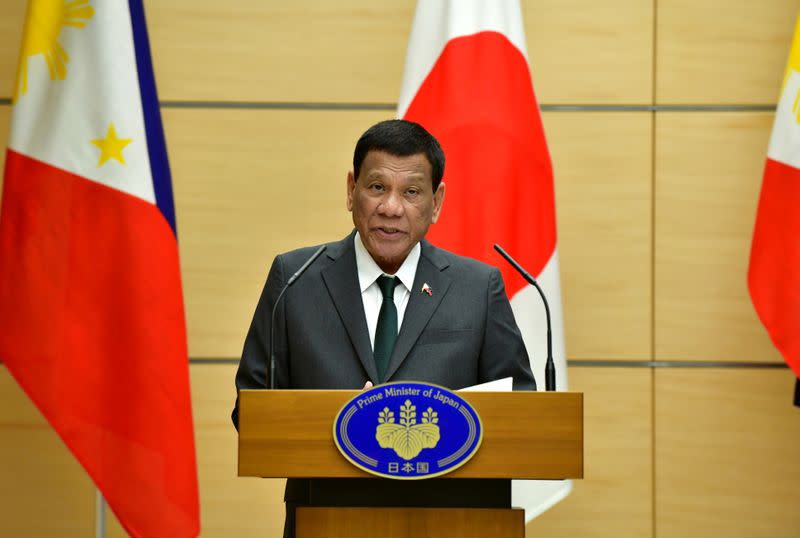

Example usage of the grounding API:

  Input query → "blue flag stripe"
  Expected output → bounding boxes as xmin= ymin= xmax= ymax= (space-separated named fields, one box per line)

xmin=128 ymin=0 xmax=177 ymax=236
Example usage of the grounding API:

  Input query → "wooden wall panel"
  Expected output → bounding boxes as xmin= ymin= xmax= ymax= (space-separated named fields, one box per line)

xmin=164 ymin=108 xmax=389 ymax=357
xmin=544 ymin=112 xmax=652 ymax=360
xmin=524 ymin=0 xmax=653 ymax=104
xmin=0 ymin=1 xmax=24 ymax=99
xmin=144 ymin=0 xmax=415 ymax=103
xmin=187 ymin=364 xmax=284 ymax=538
xmin=147 ymin=0 xmax=656 ymax=105
xmin=655 ymin=369 xmax=800 ymax=538
xmin=148 ymin=0 xmax=655 ymax=105
xmin=0 ymin=0 xmax=657 ymax=105
xmin=654 ymin=112 xmax=782 ymax=361
xmin=527 ymin=367 xmax=652 ymax=538
xmin=105 ymin=364 xmax=285 ymax=537
xmin=657 ymin=0 xmax=796 ymax=104
xmin=0 ymin=367 xmax=95 ymax=538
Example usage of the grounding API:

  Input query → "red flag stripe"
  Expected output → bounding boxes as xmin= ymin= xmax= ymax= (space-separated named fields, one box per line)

xmin=748 ymin=157 xmax=800 ymax=378
xmin=0 ymin=149 xmax=199 ymax=536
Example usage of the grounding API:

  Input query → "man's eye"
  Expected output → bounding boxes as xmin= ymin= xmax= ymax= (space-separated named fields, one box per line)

xmin=406 ymin=188 xmax=419 ymax=197
xmin=369 ymin=184 xmax=384 ymax=192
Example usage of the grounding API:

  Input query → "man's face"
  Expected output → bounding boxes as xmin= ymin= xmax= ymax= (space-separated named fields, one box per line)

xmin=347 ymin=150 xmax=445 ymax=274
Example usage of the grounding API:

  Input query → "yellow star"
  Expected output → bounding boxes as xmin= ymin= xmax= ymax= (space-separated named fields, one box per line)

xmin=91 ymin=123 xmax=132 ymax=166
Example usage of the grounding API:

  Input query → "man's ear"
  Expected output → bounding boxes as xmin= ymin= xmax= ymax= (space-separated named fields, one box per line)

xmin=431 ymin=182 xmax=446 ymax=223
xmin=346 ymin=171 xmax=356 ymax=211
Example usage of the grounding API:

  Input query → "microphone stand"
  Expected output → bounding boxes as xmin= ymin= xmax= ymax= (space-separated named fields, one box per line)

xmin=494 ymin=244 xmax=556 ymax=391
xmin=269 ymin=245 xmax=327 ymax=389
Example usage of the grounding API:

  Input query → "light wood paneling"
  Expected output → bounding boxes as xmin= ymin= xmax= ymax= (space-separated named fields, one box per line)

xmin=0 ymin=1 xmax=24 ymax=99
xmin=151 ymin=0 xmax=654 ymax=104
xmin=0 ymin=1 xmax=656 ymax=105
xmin=106 ymin=363 xmax=286 ymax=538
xmin=164 ymin=108 xmax=389 ymax=357
xmin=655 ymin=369 xmax=800 ymax=538
xmin=544 ymin=112 xmax=652 ymax=360
xmin=657 ymin=0 xmax=796 ymax=104
xmin=655 ymin=112 xmax=781 ymax=361
xmin=524 ymin=0 xmax=653 ymax=104
xmin=527 ymin=367 xmax=652 ymax=538
xmin=144 ymin=1 xmax=415 ymax=103
xmin=0 ymin=367 xmax=95 ymax=538
xmin=189 ymin=364 xmax=284 ymax=538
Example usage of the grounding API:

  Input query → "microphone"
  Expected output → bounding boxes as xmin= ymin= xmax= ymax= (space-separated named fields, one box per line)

xmin=493 ymin=244 xmax=556 ymax=391
xmin=269 ymin=245 xmax=327 ymax=389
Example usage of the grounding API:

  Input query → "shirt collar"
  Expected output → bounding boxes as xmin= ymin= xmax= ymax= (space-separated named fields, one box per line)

xmin=354 ymin=231 xmax=420 ymax=293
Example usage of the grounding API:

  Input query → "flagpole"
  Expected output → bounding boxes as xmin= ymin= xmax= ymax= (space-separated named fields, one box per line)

xmin=96 ymin=489 xmax=106 ymax=538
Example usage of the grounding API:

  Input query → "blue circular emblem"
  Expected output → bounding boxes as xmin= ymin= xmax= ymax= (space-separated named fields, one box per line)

xmin=333 ymin=381 xmax=483 ymax=479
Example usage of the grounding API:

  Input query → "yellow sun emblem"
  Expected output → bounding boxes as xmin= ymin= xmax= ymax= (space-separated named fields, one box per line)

xmin=13 ymin=0 xmax=95 ymax=101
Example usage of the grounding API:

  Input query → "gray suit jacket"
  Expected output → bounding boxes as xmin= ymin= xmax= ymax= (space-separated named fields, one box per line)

xmin=231 ymin=231 xmax=536 ymax=526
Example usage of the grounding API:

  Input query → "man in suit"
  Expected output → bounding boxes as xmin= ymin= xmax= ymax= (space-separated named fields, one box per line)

xmin=232 ymin=119 xmax=535 ymax=536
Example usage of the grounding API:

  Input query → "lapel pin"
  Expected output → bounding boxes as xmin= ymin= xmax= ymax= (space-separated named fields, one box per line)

xmin=421 ymin=283 xmax=433 ymax=296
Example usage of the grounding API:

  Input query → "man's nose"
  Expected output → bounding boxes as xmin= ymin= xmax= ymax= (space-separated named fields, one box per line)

xmin=378 ymin=191 xmax=404 ymax=216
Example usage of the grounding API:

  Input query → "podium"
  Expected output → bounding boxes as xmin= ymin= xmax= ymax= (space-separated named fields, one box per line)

xmin=238 ymin=389 xmax=583 ymax=537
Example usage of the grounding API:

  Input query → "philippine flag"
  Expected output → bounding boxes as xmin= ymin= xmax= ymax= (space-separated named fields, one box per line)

xmin=398 ymin=0 xmax=570 ymax=520
xmin=748 ymin=15 xmax=800 ymax=405
xmin=0 ymin=1 xmax=200 ymax=536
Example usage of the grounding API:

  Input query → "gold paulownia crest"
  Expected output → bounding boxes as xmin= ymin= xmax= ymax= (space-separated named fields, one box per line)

xmin=376 ymin=400 xmax=440 ymax=460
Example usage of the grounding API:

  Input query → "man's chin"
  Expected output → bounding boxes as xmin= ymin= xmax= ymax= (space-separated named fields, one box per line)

xmin=369 ymin=248 xmax=408 ymax=274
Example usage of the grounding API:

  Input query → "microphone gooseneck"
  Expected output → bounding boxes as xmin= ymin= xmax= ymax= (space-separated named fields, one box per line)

xmin=269 ymin=245 xmax=327 ymax=390
xmin=493 ymin=244 xmax=556 ymax=391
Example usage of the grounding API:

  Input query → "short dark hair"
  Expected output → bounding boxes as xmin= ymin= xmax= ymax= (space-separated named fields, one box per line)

xmin=353 ymin=119 xmax=445 ymax=192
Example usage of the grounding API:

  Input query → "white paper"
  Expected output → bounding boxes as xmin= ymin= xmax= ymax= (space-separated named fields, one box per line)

xmin=458 ymin=376 xmax=513 ymax=392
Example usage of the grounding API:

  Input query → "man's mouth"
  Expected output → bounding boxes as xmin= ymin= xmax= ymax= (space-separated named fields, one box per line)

xmin=373 ymin=227 xmax=405 ymax=237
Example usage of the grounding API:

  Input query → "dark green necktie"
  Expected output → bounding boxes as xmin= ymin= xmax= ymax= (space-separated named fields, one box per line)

xmin=373 ymin=275 xmax=399 ymax=383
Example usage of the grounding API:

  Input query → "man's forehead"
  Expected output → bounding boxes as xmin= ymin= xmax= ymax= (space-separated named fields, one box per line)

xmin=361 ymin=151 xmax=432 ymax=178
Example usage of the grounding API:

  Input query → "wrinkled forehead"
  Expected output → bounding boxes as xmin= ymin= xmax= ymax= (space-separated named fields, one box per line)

xmin=359 ymin=150 xmax=433 ymax=181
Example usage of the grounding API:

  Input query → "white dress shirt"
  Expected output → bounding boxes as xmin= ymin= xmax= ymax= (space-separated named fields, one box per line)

xmin=353 ymin=232 xmax=420 ymax=349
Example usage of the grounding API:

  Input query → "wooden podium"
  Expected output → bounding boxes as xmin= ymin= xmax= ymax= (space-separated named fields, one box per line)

xmin=238 ymin=389 xmax=583 ymax=537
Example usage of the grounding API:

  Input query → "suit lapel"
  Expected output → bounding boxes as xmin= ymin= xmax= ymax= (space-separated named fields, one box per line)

xmin=321 ymin=234 xmax=379 ymax=383
xmin=384 ymin=241 xmax=451 ymax=381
